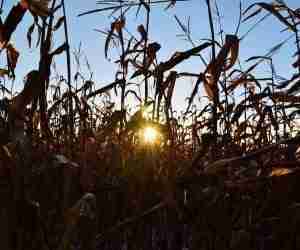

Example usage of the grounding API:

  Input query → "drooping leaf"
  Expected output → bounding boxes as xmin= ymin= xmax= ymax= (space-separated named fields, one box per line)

xmin=53 ymin=16 xmax=65 ymax=31
xmin=227 ymin=62 xmax=261 ymax=92
xmin=50 ymin=42 xmax=68 ymax=57
xmin=6 ymin=43 xmax=19 ymax=72
xmin=228 ymin=72 xmax=262 ymax=93
xmin=125 ymin=90 xmax=142 ymax=103
xmin=87 ymin=79 xmax=124 ymax=99
xmin=27 ymin=22 xmax=35 ymax=48
xmin=186 ymin=74 xmax=204 ymax=114
xmin=156 ymin=42 xmax=212 ymax=74
xmin=204 ymin=34 xmax=239 ymax=100
xmin=104 ymin=23 xmax=115 ymax=59
xmin=1 ymin=2 xmax=27 ymax=44
xmin=243 ymin=2 xmax=296 ymax=32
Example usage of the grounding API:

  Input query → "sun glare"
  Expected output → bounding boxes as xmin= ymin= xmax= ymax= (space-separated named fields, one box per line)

xmin=142 ymin=126 xmax=159 ymax=144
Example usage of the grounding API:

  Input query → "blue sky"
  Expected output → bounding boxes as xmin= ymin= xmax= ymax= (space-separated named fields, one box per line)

xmin=2 ymin=0 xmax=300 ymax=111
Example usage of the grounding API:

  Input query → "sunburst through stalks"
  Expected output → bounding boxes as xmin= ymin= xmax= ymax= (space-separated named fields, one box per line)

xmin=141 ymin=126 xmax=160 ymax=144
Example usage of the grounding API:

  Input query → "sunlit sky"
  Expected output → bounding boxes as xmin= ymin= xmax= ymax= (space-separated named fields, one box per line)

xmin=2 ymin=0 xmax=300 ymax=113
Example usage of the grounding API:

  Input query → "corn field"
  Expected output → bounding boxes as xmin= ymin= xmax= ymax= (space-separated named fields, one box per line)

xmin=0 ymin=0 xmax=299 ymax=249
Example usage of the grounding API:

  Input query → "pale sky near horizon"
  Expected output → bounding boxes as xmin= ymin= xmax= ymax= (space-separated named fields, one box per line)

xmin=1 ymin=0 xmax=300 ymax=113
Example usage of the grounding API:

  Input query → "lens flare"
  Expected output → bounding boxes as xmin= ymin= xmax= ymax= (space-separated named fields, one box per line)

xmin=142 ymin=126 xmax=159 ymax=144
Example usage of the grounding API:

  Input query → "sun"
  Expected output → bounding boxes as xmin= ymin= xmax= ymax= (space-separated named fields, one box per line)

xmin=142 ymin=126 xmax=159 ymax=144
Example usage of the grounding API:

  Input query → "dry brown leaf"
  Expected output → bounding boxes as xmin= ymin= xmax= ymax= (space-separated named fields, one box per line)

xmin=204 ymin=35 xmax=239 ymax=100
xmin=114 ymin=18 xmax=125 ymax=33
xmin=6 ymin=43 xmax=19 ymax=70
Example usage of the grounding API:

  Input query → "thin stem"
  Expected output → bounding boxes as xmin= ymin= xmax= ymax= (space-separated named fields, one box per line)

xmin=270 ymin=61 xmax=278 ymax=142
xmin=143 ymin=3 xmax=150 ymax=104
xmin=38 ymin=0 xmax=57 ymax=137
xmin=214 ymin=0 xmax=230 ymax=138
xmin=205 ymin=0 xmax=218 ymax=146
xmin=206 ymin=0 xmax=216 ymax=61
xmin=62 ymin=0 xmax=74 ymax=137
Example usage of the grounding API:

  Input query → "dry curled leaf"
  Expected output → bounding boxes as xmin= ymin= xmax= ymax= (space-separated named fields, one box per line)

xmin=204 ymin=34 xmax=239 ymax=100
xmin=6 ymin=43 xmax=19 ymax=71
